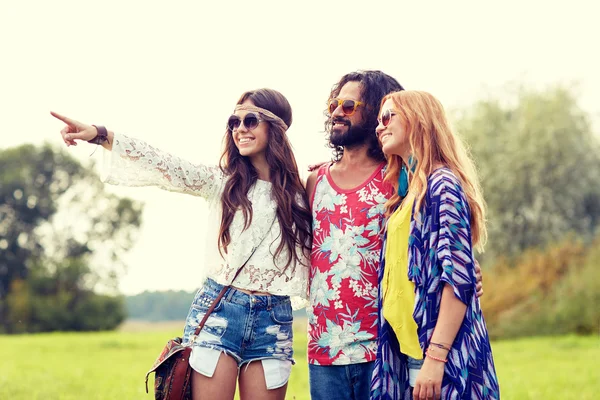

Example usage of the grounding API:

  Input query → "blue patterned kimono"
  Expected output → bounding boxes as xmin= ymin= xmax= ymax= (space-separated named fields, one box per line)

xmin=370 ymin=168 xmax=500 ymax=400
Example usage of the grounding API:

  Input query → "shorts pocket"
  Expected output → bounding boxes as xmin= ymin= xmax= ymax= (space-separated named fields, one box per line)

xmin=191 ymin=290 xmax=224 ymax=313
xmin=270 ymin=301 xmax=293 ymax=325
xmin=184 ymin=294 xmax=227 ymax=345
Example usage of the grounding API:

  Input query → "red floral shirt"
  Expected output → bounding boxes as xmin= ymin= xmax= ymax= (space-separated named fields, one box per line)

xmin=307 ymin=163 xmax=392 ymax=365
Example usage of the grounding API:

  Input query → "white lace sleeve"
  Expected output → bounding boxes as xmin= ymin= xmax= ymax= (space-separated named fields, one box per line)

xmin=102 ymin=133 xmax=225 ymax=200
xmin=291 ymin=294 xmax=309 ymax=311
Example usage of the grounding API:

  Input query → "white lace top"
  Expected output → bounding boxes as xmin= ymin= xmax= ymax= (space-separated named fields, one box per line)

xmin=102 ymin=133 xmax=309 ymax=308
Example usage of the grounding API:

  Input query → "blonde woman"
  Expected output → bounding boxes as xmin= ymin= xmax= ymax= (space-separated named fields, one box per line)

xmin=370 ymin=91 xmax=499 ymax=400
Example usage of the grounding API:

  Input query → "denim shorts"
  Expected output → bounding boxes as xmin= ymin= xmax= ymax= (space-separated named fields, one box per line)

xmin=182 ymin=278 xmax=295 ymax=389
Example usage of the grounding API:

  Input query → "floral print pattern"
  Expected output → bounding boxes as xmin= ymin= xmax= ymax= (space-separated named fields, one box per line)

xmin=308 ymin=163 xmax=392 ymax=365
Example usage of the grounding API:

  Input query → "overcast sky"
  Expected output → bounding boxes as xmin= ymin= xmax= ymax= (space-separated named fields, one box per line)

xmin=2 ymin=0 xmax=598 ymax=294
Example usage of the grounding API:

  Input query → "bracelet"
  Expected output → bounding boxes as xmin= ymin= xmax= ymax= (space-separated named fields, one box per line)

xmin=426 ymin=350 xmax=447 ymax=363
xmin=429 ymin=341 xmax=451 ymax=352
xmin=88 ymin=125 xmax=110 ymax=145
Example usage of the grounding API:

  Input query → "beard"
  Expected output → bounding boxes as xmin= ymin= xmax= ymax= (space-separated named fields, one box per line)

xmin=328 ymin=118 xmax=371 ymax=148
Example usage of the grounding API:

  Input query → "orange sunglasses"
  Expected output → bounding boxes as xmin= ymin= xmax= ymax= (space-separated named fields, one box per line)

xmin=328 ymin=98 xmax=364 ymax=116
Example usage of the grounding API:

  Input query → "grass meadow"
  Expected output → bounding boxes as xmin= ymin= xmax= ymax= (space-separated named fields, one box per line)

xmin=1 ymin=319 xmax=598 ymax=399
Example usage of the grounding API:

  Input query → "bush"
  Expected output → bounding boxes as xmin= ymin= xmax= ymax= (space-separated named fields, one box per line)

xmin=5 ymin=275 xmax=125 ymax=333
xmin=481 ymin=235 xmax=599 ymax=339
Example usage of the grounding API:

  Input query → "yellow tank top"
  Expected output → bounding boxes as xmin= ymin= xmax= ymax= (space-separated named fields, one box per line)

xmin=382 ymin=195 xmax=422 ymax=359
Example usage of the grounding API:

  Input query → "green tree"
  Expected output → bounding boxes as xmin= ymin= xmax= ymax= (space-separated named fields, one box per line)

xmin=0 ymin=144 xmax=142 ymax=333
xmin=126 ymin=290 xmax=195 ymax=321
xmin=456 ymin=85 xmax=600 ymax=260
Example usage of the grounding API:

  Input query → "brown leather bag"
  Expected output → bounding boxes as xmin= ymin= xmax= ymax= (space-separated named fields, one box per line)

xmin=145 ymin=284 xmax=229 ymax=400
xmin=145 ymin=219 xmax=274 ymax=399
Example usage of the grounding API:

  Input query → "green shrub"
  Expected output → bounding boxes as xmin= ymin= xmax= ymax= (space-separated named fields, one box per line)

xmin=481 ymin=235 xmax=599 ymax=338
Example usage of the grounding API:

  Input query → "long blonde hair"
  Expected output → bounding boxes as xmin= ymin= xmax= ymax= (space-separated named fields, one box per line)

xmin=382 ymin=90 xmax=487 ymax=251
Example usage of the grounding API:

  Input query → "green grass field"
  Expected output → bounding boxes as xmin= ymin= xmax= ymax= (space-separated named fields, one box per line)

xmin=1 ymin=320 xmax=598 ymax=399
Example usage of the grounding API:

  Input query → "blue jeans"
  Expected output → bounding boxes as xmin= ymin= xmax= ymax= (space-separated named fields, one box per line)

xmin=309 ymin=361 xmax=375 ymax=400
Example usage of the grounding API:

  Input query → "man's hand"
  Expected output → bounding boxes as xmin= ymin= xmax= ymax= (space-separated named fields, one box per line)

xmin=307 ymin=161 xmax=327 ymax=172
xmin=474 ymin=259 xmax=483 ymax=297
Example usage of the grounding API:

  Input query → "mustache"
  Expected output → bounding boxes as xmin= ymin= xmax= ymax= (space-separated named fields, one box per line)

xmin=331 ymin=117 xmax=351 ymax=127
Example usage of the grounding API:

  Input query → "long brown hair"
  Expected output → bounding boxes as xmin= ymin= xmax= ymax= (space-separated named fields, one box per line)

xmin=325 ymin=70 xmax=404 ymax=162
xmin=381 ymin=90 xmax=487 ymax=251
xmin=218 ymin=88 xmax=312 ymax=268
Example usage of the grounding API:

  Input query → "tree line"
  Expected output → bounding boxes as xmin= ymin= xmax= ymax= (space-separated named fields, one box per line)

xmin=1 ymin=84 xmax=598 ymax=335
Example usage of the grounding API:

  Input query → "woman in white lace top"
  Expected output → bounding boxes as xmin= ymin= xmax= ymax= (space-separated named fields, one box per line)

xmin=51 ymin=88 xmax=312 ymax=400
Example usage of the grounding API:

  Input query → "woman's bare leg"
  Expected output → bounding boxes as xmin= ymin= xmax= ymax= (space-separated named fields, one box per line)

xmin=238 ymin=360 xmax=287 ymax=400
xmin=191 ymin=352 xmax=238 ymax=400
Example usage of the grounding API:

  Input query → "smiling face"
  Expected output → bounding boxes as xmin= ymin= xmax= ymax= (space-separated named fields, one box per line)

xmin=230 ymin=100 xmax=269 ymax=161
xmin=376 ymin=98 xmax=411 ymax=159
xmin=328 ymin=81 xmax=370 ymax=148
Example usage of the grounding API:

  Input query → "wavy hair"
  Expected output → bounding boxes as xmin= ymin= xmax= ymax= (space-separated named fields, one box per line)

xmin=325 ymin=70 xmax=404 ymax=162
xmin=382 ymin=90 xmax=487 ymax=251
xmin=218 ymin=88 xmax=312 ymax=268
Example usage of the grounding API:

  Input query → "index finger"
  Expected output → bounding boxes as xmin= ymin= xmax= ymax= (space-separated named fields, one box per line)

xmin=50 ymin=111 xmax=75 ymax=125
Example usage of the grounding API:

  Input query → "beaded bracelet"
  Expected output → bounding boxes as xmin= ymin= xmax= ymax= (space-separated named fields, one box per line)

xmin=429 ymin=341 xmax=451 ymax=352
xmin=426 ymin=350 xmax=448 ymax=363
